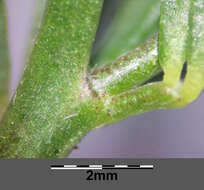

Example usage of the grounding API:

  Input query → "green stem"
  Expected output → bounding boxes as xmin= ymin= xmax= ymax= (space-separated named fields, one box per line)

xmin=0 ymin=0 xmax=104 ymax=158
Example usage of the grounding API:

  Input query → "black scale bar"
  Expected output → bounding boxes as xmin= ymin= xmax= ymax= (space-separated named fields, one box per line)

xmin=50 ymin=164 xmax=154 ymax=170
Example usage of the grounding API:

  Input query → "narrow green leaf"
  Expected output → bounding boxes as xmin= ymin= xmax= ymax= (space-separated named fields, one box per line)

xmin=0 ymin=0 xmax=10 ymax=118
xmin=159 ymin=0 xmax=190 ymax=87
xmin=159 ymin=0 xmax=204 ymax=104
xmin=181 ymin=0 xmax=204 ymax=103
xmin=91 ymin=0 xmax=160 ymax=67
xmin=89 ymin=36 xmax=161 ymax=95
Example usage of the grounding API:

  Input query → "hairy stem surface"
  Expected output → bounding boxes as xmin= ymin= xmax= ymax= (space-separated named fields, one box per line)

xmin=1 ymin=0 xmax=204 ymax=158
xmin=0 ymin=0 xmax=103 ymax=158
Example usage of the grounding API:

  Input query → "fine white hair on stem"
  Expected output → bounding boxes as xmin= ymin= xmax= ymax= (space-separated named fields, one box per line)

xmin=64 ymin=113 xmax=78 ymax=120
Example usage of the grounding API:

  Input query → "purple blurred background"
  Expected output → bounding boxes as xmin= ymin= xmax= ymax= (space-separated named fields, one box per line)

xmin=5 ymin=0 xmax=204 ymax=158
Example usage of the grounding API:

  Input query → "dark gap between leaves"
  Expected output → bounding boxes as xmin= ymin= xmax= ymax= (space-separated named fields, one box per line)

xmin=180 ymin=61 xmax=188 ymax=82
